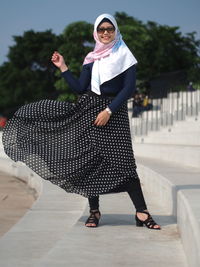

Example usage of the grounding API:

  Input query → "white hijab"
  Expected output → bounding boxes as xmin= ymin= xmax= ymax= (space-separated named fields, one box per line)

xmin=84 ymin=14 xmax=137 ymax=95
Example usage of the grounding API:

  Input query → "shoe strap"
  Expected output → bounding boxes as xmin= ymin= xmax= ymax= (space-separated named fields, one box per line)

xmin=90 ymin=209 xmax=100 ymax=215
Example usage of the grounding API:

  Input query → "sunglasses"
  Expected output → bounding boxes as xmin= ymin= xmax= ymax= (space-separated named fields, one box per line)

xmin=97 ymin=27 xmax=115 ymax=34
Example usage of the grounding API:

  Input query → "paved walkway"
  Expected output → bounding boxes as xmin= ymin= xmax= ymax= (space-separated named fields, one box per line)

xmin=0 ymin=169 xmax=187 ymax=267
xmin=34 ymin=184 xmax=187 ymax=267
xmin=0 ymin=171 xmax=37 ymax=237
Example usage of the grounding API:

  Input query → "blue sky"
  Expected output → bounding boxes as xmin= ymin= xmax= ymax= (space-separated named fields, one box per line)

xmin=0 ymin=0 xmax=200 ymax=65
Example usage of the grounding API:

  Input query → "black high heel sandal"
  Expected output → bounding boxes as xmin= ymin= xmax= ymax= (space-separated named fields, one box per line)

xmin=135 ymin=211 xmax=161 ymax=230
xmin=85 ymin=210 xmax=101 ymax=228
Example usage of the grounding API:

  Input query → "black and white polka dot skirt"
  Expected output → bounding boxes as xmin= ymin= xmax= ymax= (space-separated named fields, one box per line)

xmin=2 ymin=92 xmax=139 ymax=197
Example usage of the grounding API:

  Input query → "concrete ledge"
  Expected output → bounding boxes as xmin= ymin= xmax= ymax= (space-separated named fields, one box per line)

xmin=137 ymin=162 xmax=177 ymax=216
xmin=134 ymin=128 xmax=200 ymax=146
xmin=177 ymin=190 xmax=200 ymax=267
xmin=134 ymin=143 xmax=200 ymax=169
xmin=0 ymin=158 xmax=43 ymax=197
xmin=137 ymin=158 xmax=200 ymax=267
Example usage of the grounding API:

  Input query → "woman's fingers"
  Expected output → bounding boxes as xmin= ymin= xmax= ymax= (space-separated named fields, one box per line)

xmin=94 ymin=118 xmax=102 ymax=126
xmin=53 ymin=51 xmax=59 ymax=56
xmin=95 ymin=120 xmax=105 ymax=126
xmin=52 ymin=52 xmax=59 ymax=60
xmin=94 ymin=109 xmax=112 ymax=126
xmin=51 ymin=51 xmax=61 ymax=62
xmin=51 ymin=51 xmax=65 ymax=69
xmin=51 ymin=55 xmax=57 ymax=62
xmin=94 ymin=112 xmax=109 ymax=126
xmin=51 ymin=56 xmax=56 ymax=62
xmin=94 ymin=115 xmax=103 ymax=126
xmin=51 ymin=52 xmax=68 ymax=71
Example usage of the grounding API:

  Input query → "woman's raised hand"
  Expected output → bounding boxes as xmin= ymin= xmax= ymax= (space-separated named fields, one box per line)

xmin=51 ymin=51 xmax=68 ymax=72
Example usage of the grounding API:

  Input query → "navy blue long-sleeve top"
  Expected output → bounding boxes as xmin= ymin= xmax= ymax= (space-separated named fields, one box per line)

xmin=61 ymin=62 xmax=136 ymax=113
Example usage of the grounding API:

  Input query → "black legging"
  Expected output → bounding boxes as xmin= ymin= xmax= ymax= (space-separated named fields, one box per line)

xmin=88 ymin=178 xmax=147 ymax=212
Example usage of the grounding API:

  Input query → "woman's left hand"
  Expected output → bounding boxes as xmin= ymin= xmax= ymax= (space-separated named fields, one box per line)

xmin=94 ymin=109 xmax=111 ymax=126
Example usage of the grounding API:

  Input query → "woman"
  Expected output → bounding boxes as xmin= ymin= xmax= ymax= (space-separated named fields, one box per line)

xmin=3 ymin=14 xmax=161 ymax=229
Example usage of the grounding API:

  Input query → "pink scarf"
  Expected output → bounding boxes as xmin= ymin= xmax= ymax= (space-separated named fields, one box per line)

xmin=83 ymin=14 xmax=119 ymax=65
xmin=83 ymin=14 xmax=137 ymax=95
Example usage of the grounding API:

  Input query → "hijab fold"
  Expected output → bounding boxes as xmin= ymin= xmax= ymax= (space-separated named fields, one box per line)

xmin=83 ymin=14 xmax=137 ymax=95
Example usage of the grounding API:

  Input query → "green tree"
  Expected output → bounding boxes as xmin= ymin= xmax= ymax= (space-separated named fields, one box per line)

xmin=141 ymin=22 xmax=200 ymax=80
xmin=1 ymin=12 xmax=199 ymax=113
xmin=0 ymin=30 xmax=60 ymax=114
xmin=55 ymin=21 xmax=93 ymax=101
xmin=54 ymin=14 xmax=200 ymax=99
xmin=115 ymin=12 xmax=200 ymax=83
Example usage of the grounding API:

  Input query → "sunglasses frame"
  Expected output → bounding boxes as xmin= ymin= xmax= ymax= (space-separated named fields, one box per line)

xmin=97 ymin=27 xmax=115 ymax=34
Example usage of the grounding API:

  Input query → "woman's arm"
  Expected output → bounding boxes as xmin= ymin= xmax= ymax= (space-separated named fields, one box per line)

xmin=108 ymin=65 xmax=136 ymax=113
xmin=93 ymin=65 xmax=136 ymax=127
xmin=51 ymin=51 xmax=91 ymax=94
xmin=61 ymin=66 xmax=91 ymax=94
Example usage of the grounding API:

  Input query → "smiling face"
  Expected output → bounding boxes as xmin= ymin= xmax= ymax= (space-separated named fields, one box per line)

xmin=97 ymin=22 xmax=115 ymax=44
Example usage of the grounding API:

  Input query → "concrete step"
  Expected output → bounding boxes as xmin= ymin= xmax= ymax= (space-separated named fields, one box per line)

xmin=133 ymin=116 xmax=200 ymax=145
xmin=134 ymin=131 xmax=200 ymax=145
xmin=134 ymin=143 xmax=200 ymax=169
xmin=136 ymin=157 xmax=200 ymax=267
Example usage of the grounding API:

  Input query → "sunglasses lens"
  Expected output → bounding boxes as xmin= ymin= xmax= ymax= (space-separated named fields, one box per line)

xmin=107 ymin=27 xmax=115 ymax=33
xmin=97 ymin=28 xmax=104 ymax=33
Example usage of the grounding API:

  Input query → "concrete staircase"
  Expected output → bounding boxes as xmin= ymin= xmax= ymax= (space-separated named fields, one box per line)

xmin=133 ymin=116 xmax=200 ymax=169
xmin=0 ymin=107 xmax=200 ymax=266
xmin=131 ymin=113 xmax=200 ymax=267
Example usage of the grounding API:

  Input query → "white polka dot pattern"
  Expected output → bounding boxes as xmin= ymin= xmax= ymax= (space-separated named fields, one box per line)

xmin=2 ymin=94 xmax=139 ymax=197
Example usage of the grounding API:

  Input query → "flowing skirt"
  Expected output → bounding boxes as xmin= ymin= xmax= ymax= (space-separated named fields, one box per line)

xmin=2 ymin=93 xmax=139 ymax=197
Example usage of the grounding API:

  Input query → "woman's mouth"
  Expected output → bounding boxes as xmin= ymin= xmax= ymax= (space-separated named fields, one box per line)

xmin=102 ymin=36 xmax=110 ymax=40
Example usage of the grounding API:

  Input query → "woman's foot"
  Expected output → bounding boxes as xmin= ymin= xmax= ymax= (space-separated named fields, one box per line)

xmin=85 ymin=209 xmax=101 ymax=227
xmin=135 ymin=210 xmax=161 ymax=230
